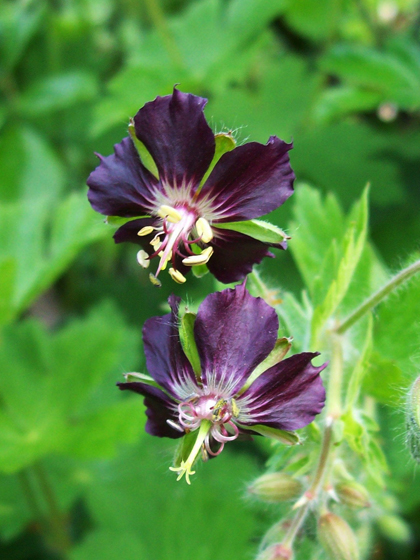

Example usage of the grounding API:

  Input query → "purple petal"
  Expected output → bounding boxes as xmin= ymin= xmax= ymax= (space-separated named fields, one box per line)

xmin=133 ymin=88 xmax=215 ymax=189
xmin=194 ymin=283 xmax=278 ymax=395
xmin=198 ymin=136 xmax=294 ymax=222
xmin=113 ymin=217 xmax=160 ymax=250
xmin=143 ymin=295 xmax=198 ymax=398
xmin=208 ymin=228 xmax=286 ymax=284
xmin=118 ymin=382 xmax=183 ymax=439
xmin=237 ymin=353 xmax=327 ymax=431
xmin=87 ymin=137 xmax=160 ymax=217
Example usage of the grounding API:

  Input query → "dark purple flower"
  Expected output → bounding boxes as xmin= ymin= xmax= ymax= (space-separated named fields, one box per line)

xmin=87 ymin=88 xmax=295 ymax=285
xmin=118 ymin=283 xmax=326 ymax=483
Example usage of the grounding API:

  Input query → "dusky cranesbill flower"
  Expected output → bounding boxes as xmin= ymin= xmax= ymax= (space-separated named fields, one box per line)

xmin=87 ymin=88 xmax=295 ymax=286
xmin=118 ymin=283 xmax=326 ymax=483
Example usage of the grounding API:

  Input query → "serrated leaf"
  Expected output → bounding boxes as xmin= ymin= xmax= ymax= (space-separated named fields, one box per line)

xmin=216 ymin=219 xmax=289 ymax=244
xmin=0 ymin=304 xmax=140 ymax=472
xmin=345 ymin=313 xmax=373 ymax=409
xmin=311 ymin=187 xmax=369 ymax=345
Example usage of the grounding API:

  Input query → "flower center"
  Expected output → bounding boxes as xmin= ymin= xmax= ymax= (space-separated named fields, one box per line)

xmin=178 ymin=395 xmax=240 ymax=455
xmin=169 ymin=395 xmax=240 ymax=484
xmin=137 ymin=204 xmax=214 ymax=285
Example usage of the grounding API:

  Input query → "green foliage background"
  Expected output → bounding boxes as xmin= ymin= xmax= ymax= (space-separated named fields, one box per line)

xmin=1 ymin=0 xmax=420 ymax=558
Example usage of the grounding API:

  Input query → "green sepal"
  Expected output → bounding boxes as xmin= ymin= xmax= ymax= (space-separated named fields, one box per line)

xmin=239 ymin=338 xmax=292 ymax=394
xmin=199 ymin=132 xmax=236 ymax=188
xmin=128 ymin=120 xmax=159 ymax=179
xmin=192 ymin=263 xmax=209 ymax=278
xmin=123 ymin=371 xmax=167 ymax=393
xmin=190 ymin=244 xmax=210 ymax=278
xmin=105 ymin=215 xmax=150 ymax=228
xmin=215 ymin=219 xmax=290 ymax=244
xmin=240 ymin=424 xmax=300 ymax=445
xmin=179 ymin=313 xmax=201 ymax=378
xmin=173 ymin=430 xmax=198 ymax=469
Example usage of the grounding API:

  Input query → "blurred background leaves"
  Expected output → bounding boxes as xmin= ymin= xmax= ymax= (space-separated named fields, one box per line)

xmin=1 ymin=0 xmax=420 ymax=558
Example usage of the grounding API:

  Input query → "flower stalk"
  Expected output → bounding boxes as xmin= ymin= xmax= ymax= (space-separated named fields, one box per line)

xmin=335 ymin=258 xmax=420 ymax=334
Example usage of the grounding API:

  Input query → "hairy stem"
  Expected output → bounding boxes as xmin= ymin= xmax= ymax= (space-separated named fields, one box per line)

xmin=335 ymin=259 xmax=420 ymax=334
xmin=278 ymin=335 xmax=343 ymax=552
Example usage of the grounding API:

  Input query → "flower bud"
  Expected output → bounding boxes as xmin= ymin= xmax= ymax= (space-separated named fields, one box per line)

xmin=248 ymin=473 xmax=303 ymax=503
xmin=406 ymin=376 xmax=420 ymax=462
xmin=257 ymin=544 xmax=293 ymax=560
xmin=318 ymin=512 xmax=359 ymax=560
xmin=335 ymin=481 xmax=371 ymax=509
xmin=377 ymin=514 xmax=411 ymax=544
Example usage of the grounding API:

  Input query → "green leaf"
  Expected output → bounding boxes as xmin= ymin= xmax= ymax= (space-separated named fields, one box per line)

xmin=0 ymin=125 xmax=64 ymax=203
xmin=362 ymin=353 xmax=406 ymax=407
xmin=0 ymin=3 xmax=44 ymax=72
xmin=293 ymin=123 xmax=406 ymax=206
xmin=18 ymin=72 xmax=99 ymax=116
xmin=0 ymin=191 xmax=108 ymax=322
xmin=0 ymin=258 xmax=15 ymax=328
xmin=0 ymin=304 xmax=140 ymax=473
xmin=70 ymin=529 xmax=146 ymax=560
xmin=289 ymin=185 xmax=346 ymax=294
xmin=216 ymin=219 xmax=290 ymax=244
xmin=179 ymin=312 xmax=201 ymax=377
xmin=315 ymin=86 xmax=383 ymax=124
xmin=345 ymin=314 xmax=373 ymax=409
xmin=373 ymin=255 xmax=420 ymax=375
xmin=311 ymin=187 xmax=369 ymax=345
xmin=83 ymin=437 xmax=261 ymax=559
xmin=199 ymin=132 xmax=236 ymax=187
xmin=283 ymin=0 xmax=341 ymax=41
xmin=320 ymin=44 xmax=420 ymax=109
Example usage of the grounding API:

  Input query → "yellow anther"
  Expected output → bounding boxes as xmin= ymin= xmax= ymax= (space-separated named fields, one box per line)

xmin=196 ymin=217 xmax=213 ymax=243
xmin=150 ymin=234 xmax=162 ymax=250
xmin=168 ymin=268 xmax=187 ymax=284
xmin=136 ymin=250 xmax=150 ymax=268
xmin=231 ymin=398 xmax=240 ymax=417
xmin=158 ymin=250 xmax=171 ymax=271
xmin=137 ymin=226 xmax=154 ymax=236
xmin=182 ymin=246 xmax=214 ymax=267
xmin=148 ymin=273 xmax=162 ymax=288
xmin=157 ymin=205 xmax=183 ymax=223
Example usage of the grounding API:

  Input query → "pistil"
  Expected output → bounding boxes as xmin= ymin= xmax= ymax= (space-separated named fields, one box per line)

xmin=169 ymin=420 xmax=212 ymax=484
